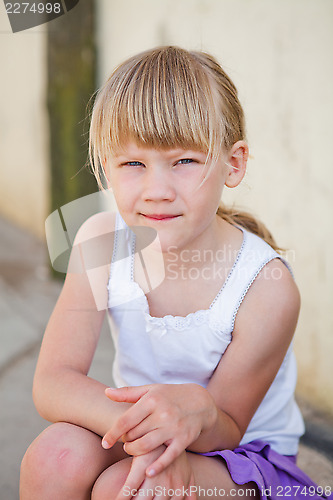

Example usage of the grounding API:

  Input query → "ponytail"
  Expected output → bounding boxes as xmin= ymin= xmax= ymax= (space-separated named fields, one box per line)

xmin=217 ymin=205 xmax=283 ymax=253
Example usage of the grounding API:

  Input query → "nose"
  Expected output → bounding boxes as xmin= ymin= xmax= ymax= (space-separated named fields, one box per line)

xmin=142 ymin=168 xmax=176 ymax=202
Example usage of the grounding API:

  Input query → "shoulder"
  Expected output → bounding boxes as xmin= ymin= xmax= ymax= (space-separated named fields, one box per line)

xmin=257 ymin=258 xmax=300 ymax=311
xmin=61 ymin=211 xmax=117 ymax=312
xmin=74 ymin=211 xmax=116 ymax=244
xmin=234 ymin=227 xmax=300 ymax=321
xmin=67 ymin=210 xmax=116 ymax=277
xmin=239 ymin=228 xmax=300 ymax=314
xmin=235 ymin=257 xmax=300 ymax=344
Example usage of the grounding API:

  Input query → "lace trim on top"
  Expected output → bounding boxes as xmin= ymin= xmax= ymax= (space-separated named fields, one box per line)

xmin=107 ymin=278 xmax=231 ymax=334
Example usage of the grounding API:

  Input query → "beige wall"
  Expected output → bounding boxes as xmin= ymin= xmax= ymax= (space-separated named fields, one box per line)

xmin=0 ymin=6 xmax=49 ymax=239
xmin=97 ymin=0 xmax=333 ymax=414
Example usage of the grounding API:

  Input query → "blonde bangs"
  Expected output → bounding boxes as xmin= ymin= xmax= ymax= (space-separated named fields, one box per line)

xmin=89 ymin=47 xmax=229 ymax=187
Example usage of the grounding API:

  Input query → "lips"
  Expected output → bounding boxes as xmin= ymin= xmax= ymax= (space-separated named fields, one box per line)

xmin=140 ymin=213 xmax=181 ymax=220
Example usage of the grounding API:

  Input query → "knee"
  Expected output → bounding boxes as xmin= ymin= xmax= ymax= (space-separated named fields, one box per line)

xmin=92 ymin=458 xmax=132 ymax=500
xmin=21 ymin=422 xmax=96 ymax=491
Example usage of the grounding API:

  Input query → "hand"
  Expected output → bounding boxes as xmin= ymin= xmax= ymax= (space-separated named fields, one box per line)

xmin=115 ymin=446 xmax=197 ymax=500
xmin=102 ymin=384 xmax=217 ymax=477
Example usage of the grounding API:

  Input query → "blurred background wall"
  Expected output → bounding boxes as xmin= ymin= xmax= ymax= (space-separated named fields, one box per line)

xmin=0 ymin=12 xmax=48 ymax=236
xmin=1 ymin=0 xmax=332 ymax=414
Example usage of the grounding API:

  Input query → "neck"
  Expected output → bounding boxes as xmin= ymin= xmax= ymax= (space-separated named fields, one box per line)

xmin=144 ymin=216 xmax=232 ymax=276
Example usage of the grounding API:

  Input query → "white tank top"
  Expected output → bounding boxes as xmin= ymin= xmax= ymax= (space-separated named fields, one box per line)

xmin=107 ymin=213 xmax=305 ymax=455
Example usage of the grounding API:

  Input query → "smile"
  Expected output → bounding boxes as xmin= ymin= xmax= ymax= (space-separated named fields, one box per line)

xmin=140 ymin=213 xmax=181 ymax=221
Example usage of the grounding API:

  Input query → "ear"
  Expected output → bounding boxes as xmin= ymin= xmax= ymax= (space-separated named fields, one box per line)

xmin=224 ymin=140 xmax=249 ymax=188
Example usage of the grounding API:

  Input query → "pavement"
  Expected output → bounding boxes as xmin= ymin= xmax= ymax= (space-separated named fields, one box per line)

xmin=0 ymin=214 xmax=332 ymax=499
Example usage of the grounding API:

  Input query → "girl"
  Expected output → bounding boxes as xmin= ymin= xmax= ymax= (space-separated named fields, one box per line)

xmin=20 ymin=46 xmax=332 ymax=500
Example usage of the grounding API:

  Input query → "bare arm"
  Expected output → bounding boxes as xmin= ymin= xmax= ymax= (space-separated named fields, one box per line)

xmin=33 ymin=212 xmax=131 ymax=437
xmin=188 ymin=258 xmax=301 ymax=452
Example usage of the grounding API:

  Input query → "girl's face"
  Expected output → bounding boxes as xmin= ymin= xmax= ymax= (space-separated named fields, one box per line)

xmin=106 ymin=142 xmax=229 ymax=254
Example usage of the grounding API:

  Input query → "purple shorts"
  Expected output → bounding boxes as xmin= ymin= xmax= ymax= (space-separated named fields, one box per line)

xmin=199 ymin=440 xmax=333 ymax=499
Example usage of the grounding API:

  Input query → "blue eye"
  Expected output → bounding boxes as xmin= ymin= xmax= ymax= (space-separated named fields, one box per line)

xmin=178 ymin=158 xmax=194 ymax=165
xmin=124 ymin=161 xmax=144 ymax=167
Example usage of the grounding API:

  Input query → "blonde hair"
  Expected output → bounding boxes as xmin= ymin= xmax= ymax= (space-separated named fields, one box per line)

xmin=89 ymin=46 xmax=281 ymax=251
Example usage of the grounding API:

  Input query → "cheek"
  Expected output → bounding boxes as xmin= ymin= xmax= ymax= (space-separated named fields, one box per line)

xmin=109 ymin=175 xmax=138 ymax=205
xmin=194 ymin=179 xmax=224 ymax=210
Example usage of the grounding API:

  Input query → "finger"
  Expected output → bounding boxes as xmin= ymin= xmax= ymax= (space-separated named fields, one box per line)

xmin=123 ymin=428 xmax=168 ymax=456
xmin=102 ymin=403 xmax=152 ymax=449
xmin=137 ymin=481 xmax=156 ymax=500
xmin=170 ymin=490 xmax=183 ymax=500
xmin=123 ymin=412 xmax=164 ymax=444
xmin=175 ymin=471 xmax=196 ymax=500
xmin=114 ymin=464 xmax=145 ymax=500
xmin=187 ymin=473 xmax=197 ymax=500
xmin=123 ymin=416 xmax=153 ymax=443
xmin=105 ymin=385 xmax=151 ymax=404
xmin=170 ymin=482 xmax=189 ymax=500
xmin=145 ymin=440 xmax=185 ymax=477
xmin=140 ymin=479 xmax=169 ymax=500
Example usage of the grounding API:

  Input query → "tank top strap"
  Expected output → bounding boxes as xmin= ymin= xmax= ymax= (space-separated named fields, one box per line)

xmin=110 ymin=212 xmax=135 ymax=278
xmin=211 ymin=227 xmax=293 ymax=331
xmin=107 ymin=213 xmax=137 ymax=309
